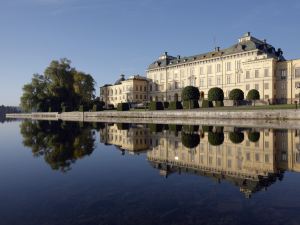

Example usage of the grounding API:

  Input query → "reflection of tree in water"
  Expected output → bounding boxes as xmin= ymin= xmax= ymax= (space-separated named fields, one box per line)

xmin=20 ymin=120 xmax=96 ymax=172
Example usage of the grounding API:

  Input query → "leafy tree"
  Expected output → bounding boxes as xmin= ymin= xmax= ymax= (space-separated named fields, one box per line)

xmin=229 ymin=89 xmax=244 ymax=106
xmin=208 ymin=131 xmax=224 ymax=146
xmin=20 ymin=58 xmax=95 ymax=112
xmin=181 ymin=86 xmax=200 ymax=109
xmin=20 ymin=120 xmax=96 ymax=172
xmin=246 ymin=89 xmax=260 ymax=106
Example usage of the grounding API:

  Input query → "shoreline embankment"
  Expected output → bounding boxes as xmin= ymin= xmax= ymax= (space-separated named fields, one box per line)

xmin=5 ymin=109 xmax=300 ymax=129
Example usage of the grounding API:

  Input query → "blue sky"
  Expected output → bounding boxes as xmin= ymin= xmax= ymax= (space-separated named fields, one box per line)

xmin=1 ymin=0 xmax=300 ymax=105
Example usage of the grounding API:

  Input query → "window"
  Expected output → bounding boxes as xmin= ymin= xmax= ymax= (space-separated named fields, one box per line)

xmin=264 ymin=68 xmax=269 ymax=77
xmin=174 ymin=82 xmax=179 ymax=89
xmin=226 ymin=62 xmax=231 ymax=71
xmin=236 ymin=60 xmax=241 ymax=70
xmin=265 ymin=141 xmax=269 ymax=148
xmin=199 ymin=67 xmax=204 ymax=75
xmin=144 ymin=86 xmax=147 ymax=91
xmin=199 ymin=79 xmax=204 ymax=87
xmin=264 ymin=83 xmax=269 ymax=89
xmin=246 ymin=84 xmax=250 ymax=90
xmin=246 ymin=71 xmax=250 ymax=79
xmin=208 ymin=78 xmax=212 ymax=86
xmin=226 ymin=75 xmax=231 ymax=84
xmin=216 ymin=76 xmax=221 ymax=85
xmin=216 ymin=64 xmax=221 ymax=73
xmin=255 ymin=84 xmax=259 ymax=90
xmin=167 ymin=83 xmax=172 ymax=90
xmin=295 ymin=68 xmax=300 ymax=78
xmin=190 ymin=67 xmax=195 ymax=75
xmin=207 ymin=65 xmax=212 ymax=74
xmin=255 ymin=70 xmax=259 ymax=78
xmin=237 ymin=74 xmax=241 ymax=83
xmin=280 ymin=69 xmax=287 ymax=79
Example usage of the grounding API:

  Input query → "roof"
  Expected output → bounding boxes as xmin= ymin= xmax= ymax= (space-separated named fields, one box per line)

xmin=147 ymin=33 xmax=285 ymax=70
xmin=114 ymin=74 xmax=126 ymax=85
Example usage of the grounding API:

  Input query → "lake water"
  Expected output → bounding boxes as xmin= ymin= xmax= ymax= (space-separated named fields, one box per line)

xmin=0 ymin=119 xmax=300 ymax=225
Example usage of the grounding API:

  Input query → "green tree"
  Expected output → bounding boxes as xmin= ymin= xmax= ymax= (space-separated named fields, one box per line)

xmin=181 ymin=86 xmax=200 ymax=109
xmin=229 ymin=89 xmax=244 ymax=106
xmin=246 ymin=89 xmax=260 ymax=106
xmin=229 ymin=131 xmax=244 ymax=144
xmin=20 ymin=120 xmax=96 ymax=172
xmin=20 ymin=59 xmax=95 ymax=112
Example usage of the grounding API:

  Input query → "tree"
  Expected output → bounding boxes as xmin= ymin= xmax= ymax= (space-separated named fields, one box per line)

xmin=20 ymin=59 xmax=95 ymax=112
xmin=229 ymin=89 xmax=244 ymax=106
xmin=181 ymin=86 xmax=200 ymax=109
xmin=246 ymin=89 xmax=260 ymax=106
xmin=208 ymin=87 xmax=224 ymax=102
xmin=208 ymin=131 xmax=224 ymax=146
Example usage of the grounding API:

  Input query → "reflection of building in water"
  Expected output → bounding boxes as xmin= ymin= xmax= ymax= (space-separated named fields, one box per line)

xmin=147 ymin=127 xmax=300 ymax=197
xmin=99 ymin=123 xmax=150 ymax=154
xmin=99 ymin=123 xmax=300 ymax=197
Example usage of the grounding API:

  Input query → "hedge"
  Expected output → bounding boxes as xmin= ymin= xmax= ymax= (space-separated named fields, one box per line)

xmin=117 ymin=103 xmax=130 ymax=111
xmin=148 ymin=124 xmax=164 ymax=133
xmin=168 ymin=101 xmax=183 ymax=110
xmin=92 ymin=104 xmax=103 ymax=112
xmin=208 ymin=87 xmax=224 ymax=101
xmin=183 ymin=100 xmax=199 ymax=109
xmin=215 ymin=101 xmax=224 ymax=107
xmin=149 ymin=101 xmax=164 ymax=110
xmin=202 ymin=100 xmax=213 ymax=108
xmin=117 ymin=123 xmax=130 ymax=130
xmin=163 ymin=102 xmax=169 ymax=109
xmin=182 ymin=125 xmax=199 ymax=133
xmin=169 ymin=124 xmax=182 ymax=132
xmin=202 ymin=125 xmax=213 ymax=133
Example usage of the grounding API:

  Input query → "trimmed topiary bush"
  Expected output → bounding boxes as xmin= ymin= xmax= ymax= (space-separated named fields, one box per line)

xmin=201 ymin=100 xmax=213 ymax=108
xmin=181 ymin=132 xmax=200 ymax=148
xmin=208 ymin=87 xmax=224 ymax=102
xmin=246 ymin=89 xmax=260 ymax=106
xmin=117 ymin=103 xmax=130 ymax=111
xmin=247 ymin=131 xmax=260 ymax=142
xmin=183 ymin=100 xmax=199 ymax=109
xmin=208 ymin=131 xmax=224 ymax=146
xmin=229 ymin=131 xmax=244 ymax=144
xmin=229 ymin=89 xmax=244 ymax=106
xmin=149 ymin=101 xmax=164 ymax=110
xmin=168 ymin=101 xmax=183 ymax=110
xmin=181 ymin=86 xmax=200 ymax=109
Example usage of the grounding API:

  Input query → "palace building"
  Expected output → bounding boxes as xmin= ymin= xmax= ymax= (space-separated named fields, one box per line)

xmin=100 ymin=74 xmax=149 ymax=108
xmin=101 ymin=32 xmax=300 ymax=106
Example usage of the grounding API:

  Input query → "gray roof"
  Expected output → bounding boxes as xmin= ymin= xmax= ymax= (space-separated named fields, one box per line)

xmin=148 ymin=35 xmax=285 ymax=70
xmin=114 ymin=74 xmax=126 ymax=85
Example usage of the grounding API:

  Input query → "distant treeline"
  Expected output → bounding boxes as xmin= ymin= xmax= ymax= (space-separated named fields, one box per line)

xmin=0 ymin=105 xmax=20 ymax=122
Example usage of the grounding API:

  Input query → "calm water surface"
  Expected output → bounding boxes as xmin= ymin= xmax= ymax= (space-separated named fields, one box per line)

xmin=0 ymin=120 xmax=300 ymax=225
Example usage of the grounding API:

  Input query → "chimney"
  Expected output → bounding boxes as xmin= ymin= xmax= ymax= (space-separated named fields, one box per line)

xmin=164 ymin=52 xmax=168 ymax=56
xmin=215 ymin=46 xmax=220 ymax=52
xmin=264 ymin=39 xmax=267 ymax=43
xmin=121 ymin=74 xmax=125 ymax=79
xmin=177 ymin=55 xmax=181 ymax=59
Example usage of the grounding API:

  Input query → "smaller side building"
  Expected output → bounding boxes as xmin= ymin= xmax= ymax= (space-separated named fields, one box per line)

xmin=100 ymin=74 xmax=149 ymax=108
